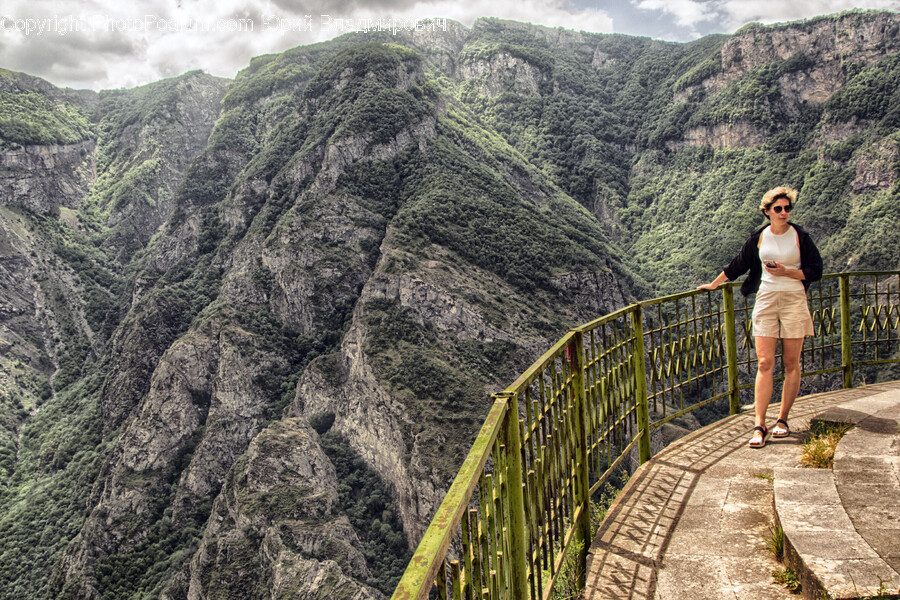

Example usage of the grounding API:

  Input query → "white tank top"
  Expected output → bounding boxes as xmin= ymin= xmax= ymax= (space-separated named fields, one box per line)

xmin=759 ymin=226 xmax=805 ymax=292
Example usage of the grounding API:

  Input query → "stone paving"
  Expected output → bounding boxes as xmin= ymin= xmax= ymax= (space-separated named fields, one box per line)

xmin=584 ymin=381 xmax=900 ymax=600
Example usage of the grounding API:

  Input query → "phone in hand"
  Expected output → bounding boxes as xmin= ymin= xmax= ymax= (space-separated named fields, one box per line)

xmin=764 ymin=261 xmax=776 ymax=268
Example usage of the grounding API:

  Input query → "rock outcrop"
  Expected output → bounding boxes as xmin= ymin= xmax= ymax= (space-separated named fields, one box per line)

xmin=677 ymin=12 xmax=900 ymax=104
xmin=0 ymin=141 xmax=96 ymax=214
xmin=96 ymin=72 xmax=229 ymax=261
xmin=169 ymin=418 xmax=383 ymax=600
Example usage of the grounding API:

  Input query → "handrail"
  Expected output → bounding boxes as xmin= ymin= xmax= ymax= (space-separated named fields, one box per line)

xmin=391 ymin=398 xmax=510 ymax=598
xmin=390 ymin=271 xmax=900 ymax=600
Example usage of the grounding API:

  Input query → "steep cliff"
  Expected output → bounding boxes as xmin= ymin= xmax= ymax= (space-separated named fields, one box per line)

xmin=0 ymin=70 xmax=228 ymax=600
xmin=87 ymin=72 xmax=229 ymax=263
xmin=0 ymin=71 xmax=97 ymax=215
xmin=171 ymin=418 xmax=383 ymax=600
xmin=47 ymin=41 xmax=636 ymax=599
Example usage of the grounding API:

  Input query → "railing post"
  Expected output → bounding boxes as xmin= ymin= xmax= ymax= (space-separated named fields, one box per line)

xmin=722 ymin=285 xmax=741 ymax=415
xmin=496 ymin=391 xmax=529 ymax=600
xmin=630 ymin=305 xmax=652 ymax=464
xmin=568 ymin=330 xmax=592 ymax=589
xmin=840 ymin=274 xmax=853 ymax=389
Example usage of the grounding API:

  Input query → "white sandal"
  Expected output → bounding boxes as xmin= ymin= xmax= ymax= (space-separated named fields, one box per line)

xmin=772 ymin=419 xmax=790 ymax=438
xmin=749 ymin=426 xmax=768 ymax=448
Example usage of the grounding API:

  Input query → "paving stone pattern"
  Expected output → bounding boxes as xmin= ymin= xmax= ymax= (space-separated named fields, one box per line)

xmin=585 ymin=381 xmax=900 ymax=600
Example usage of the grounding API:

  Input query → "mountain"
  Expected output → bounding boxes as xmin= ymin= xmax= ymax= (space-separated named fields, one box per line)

xmin=0 ymin=9 xmax=898 ymax=600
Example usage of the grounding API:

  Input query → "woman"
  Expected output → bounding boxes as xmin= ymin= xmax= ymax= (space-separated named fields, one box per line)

xmin=698 ymin=186 xmax=823 ymax=448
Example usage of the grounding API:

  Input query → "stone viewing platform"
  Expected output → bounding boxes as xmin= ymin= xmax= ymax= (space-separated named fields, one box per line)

xmin=585 ymin=381 xmax=900 ymax=600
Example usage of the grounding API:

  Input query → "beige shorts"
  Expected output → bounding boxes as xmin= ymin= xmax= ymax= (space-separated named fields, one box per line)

xmin=751 ymin=289 xmax=814 ymax=339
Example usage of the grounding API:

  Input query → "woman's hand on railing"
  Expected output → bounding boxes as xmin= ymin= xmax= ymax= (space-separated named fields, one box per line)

xmin=698 ymin=271 xmax=728 ymax=291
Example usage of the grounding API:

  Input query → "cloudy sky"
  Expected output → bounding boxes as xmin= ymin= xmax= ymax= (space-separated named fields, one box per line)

xmin=1 ymin=0 xmax=898 ymax=90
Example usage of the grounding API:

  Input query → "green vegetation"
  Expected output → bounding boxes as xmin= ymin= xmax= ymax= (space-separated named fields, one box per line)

xmin=95 ymin=72 xmax=202 ymax=159
xmin=0 ymin=375 xmax=106 ymax=599
xmin=389 ymin=103 xmax=629 ymax=293
xmin=825 ymin=53 xmax=900 ymax=130
xmin=688 ymin=55 xmax=817 ymax=131
xmin=91 ymin=506 xmax=203 ymax=600
xmin=673 ymin=51 xmax=725 ymax=94
xmin=0 ymin=91 xmax=94 ymax=148
xmin=361 ymin=297 xmax=517 ymax=476
xmin=619 ymin=147 xmax=793 ymax=292
xmin=800 ymin=420 xmax=852 ymax=468
xmin=222 ymin=37 xmax=366 ymax=110
xmin=766 ymin=525 xmax=801 ymax=592
xmin=766 ymin=523 xmax=785 ymax=562
xmin=546 ymin=537 xmax=585 ymax=600
xmin=233 ymin=43 xmax=436 ymax=191
xmin=21 ymin=211 xmax=125 ymax=388
xmin=545 ymin=471 xmax=625 ymax=600
xmin=772 ymin=568 xmax=802 ymax=593
xmin=457 ymin=24 xmax=726 ymax=216
xmin=318 ymin=429 xmax=412 ymax=595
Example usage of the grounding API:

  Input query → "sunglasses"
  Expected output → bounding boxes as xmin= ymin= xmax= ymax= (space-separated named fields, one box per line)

xmin=770 ymin=204 xmax=792 ymax=213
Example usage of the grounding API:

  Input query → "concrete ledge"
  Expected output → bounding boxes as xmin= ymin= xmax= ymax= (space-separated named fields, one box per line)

xmin=774 ymin=391 xmax=900 ymax=599
xmin=585 ymin=383 xmax=900 ymax=600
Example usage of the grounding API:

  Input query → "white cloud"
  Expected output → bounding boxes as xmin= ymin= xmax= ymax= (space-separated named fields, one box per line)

xmin=629 ymin=0 xmax=900 ymax=40
xmin=3 ymin=0 xmax=897 ymax=89
xmin=632 ymin=0 xmax=716 ymax=28
xmin=717 ymin=0 xmax=900 ymax=31
xmin=414 ymin=0 xmax=613 ymax=31
xmin=0 ymin=0 xmax=613 ymax=89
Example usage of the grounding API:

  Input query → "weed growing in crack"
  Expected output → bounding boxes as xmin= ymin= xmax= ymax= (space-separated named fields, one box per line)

xmin=800 ymin=420 xmax=851 ymax=468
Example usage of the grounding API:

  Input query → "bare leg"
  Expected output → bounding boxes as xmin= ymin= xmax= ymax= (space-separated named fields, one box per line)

xmin=778 ymin=337 xmax=804 ymax=421
xmin=754 ymin=337 xmax=778 ymax=429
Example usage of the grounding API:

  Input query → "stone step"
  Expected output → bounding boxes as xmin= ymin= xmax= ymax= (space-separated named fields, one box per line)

xmin=585 ymin=382 xmax=900 ymax=600
xmin=773 ymin=392 xmax=900 ymax=599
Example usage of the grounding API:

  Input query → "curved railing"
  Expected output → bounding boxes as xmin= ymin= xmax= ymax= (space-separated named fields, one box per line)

xmin=390 ymin=271 xmax=900 ymax=600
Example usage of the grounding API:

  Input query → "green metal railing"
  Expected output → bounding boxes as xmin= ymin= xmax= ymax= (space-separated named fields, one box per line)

xmin=390 ymin=271 xmax=900 ymax=600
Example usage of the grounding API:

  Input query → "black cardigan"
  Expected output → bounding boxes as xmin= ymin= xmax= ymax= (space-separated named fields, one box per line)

xmin=722 ymin=223 xmax=823 ymax=297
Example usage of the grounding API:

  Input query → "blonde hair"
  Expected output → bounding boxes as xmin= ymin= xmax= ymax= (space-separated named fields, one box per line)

xmin=759 ymin=186 xmax=798 ymax=214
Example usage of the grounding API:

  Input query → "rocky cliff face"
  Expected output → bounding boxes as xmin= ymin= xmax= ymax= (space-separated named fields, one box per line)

xmin=1 ymin=11 xmax=899 ymax=600
xmin=48 ymin=39 xmax=636 ymax=599
xmin=0 ymin=72 xmax=97 ymax=215
xmin=169 ymin=418 xmax=383 ymax=600
xmin=0 ymin=141 xmax=96 ymax=215
xmin=666 ymin=12 xmax=900 ymax=158
xmin=676 ymin=11 xmax=900 ymax=104
xmin=94 ymin=72 xmax=229 ymax=262
xmin=669 ymin=122 xmax=766 ymax=150
xmin=457 ymin=51 xmax=546 ymax=98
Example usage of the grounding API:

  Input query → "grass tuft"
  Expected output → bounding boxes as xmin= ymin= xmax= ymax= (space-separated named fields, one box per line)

xmin=765 ymin=523 xmax=785 ymax=562
xmin=768 ymin=523 xmax=802 ymax=593
xmin=800 ymin=420 xmax=852 ymax=469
